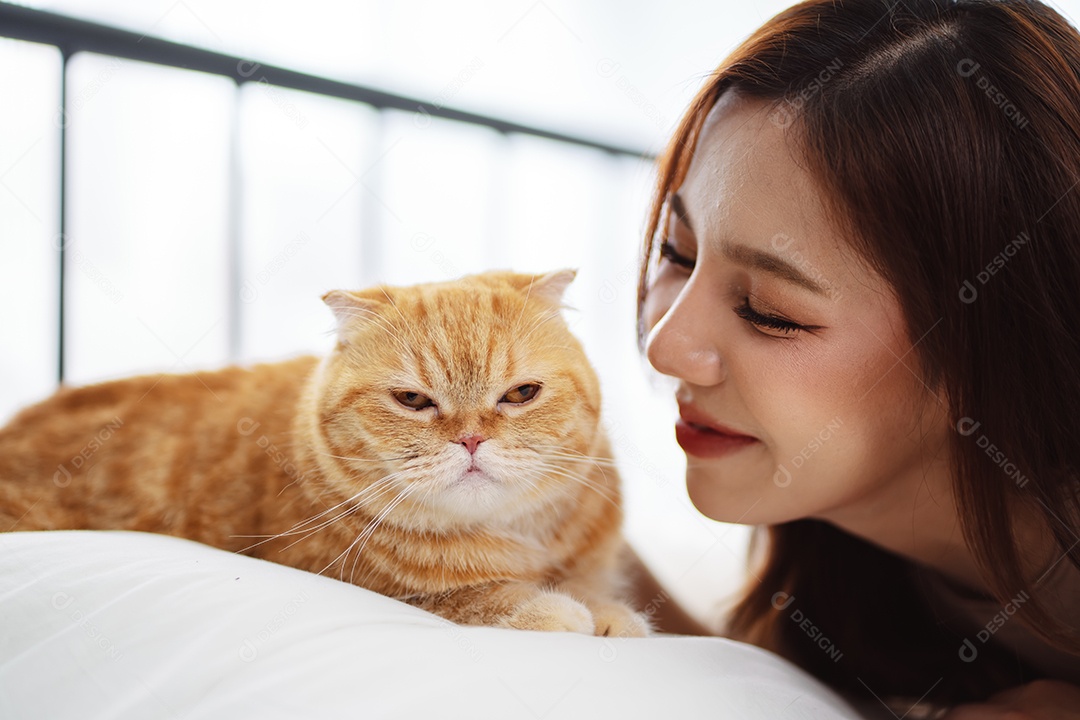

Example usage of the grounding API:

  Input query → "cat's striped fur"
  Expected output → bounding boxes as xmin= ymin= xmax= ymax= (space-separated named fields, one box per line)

xmin=0 ymin=270 xmax=648 ymax=636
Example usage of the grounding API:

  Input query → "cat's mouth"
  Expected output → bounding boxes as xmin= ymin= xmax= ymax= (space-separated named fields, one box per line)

xmin=460 ymin=466 xmax=492 ymax=482
xmin=454 ymin=461 xmax=497 ymax=487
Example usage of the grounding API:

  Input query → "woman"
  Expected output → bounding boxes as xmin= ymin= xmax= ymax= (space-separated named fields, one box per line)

xmin=632 ymin=0 xmax=1080 ymax=716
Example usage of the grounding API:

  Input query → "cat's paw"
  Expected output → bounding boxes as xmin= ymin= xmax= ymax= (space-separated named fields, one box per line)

xmin=590 ymin=602 xmax=651 ymax=638
xmin=501 ymin=591 xmax=595 ymax=634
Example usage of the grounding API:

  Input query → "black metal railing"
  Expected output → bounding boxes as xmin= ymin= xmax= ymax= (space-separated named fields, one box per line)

xmin=0 ymin=2 xmax=651 ymax=382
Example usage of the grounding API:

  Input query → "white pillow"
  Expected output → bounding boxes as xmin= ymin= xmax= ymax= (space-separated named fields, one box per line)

xmin=0 ymin=530 xmax=865 ymax=719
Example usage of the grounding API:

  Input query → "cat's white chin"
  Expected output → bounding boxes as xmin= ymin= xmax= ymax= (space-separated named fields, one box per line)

xmin=421 ymin=481 xmax=507 ymax=525
xmin=407 ymin=464 xmax=514 ymax=521
xmin=399 ymin=450 xmax=529 ymax=524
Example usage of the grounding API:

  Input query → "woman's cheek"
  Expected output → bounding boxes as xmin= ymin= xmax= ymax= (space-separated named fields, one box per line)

xmin=731 ymin=343 xmax=841 ymax=462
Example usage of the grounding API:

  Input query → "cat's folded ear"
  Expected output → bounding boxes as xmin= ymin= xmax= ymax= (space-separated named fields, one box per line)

xmin=510 ymin=269 xmax=577 ymax=306
xmin=322 ymin=289 xmax=385 ymax=339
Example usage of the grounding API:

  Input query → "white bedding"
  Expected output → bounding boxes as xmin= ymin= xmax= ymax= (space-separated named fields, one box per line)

xmin=0 ymin=530 xmax=866 ymax=719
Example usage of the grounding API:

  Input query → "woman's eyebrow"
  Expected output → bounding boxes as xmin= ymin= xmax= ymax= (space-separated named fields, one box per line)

xmin=670 ymin=192 xmax=696 ymax=234
xmin=670 ymin=192 xmax=832 ymax=297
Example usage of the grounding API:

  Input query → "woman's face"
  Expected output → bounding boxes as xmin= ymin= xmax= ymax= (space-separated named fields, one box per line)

xmin=644 ymin=89 xmax=952 ymax=527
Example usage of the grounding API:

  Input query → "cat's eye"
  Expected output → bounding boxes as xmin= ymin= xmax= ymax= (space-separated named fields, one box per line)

xmin=500 ymin=383 xmax=541 ymax=405
xmin=392 ymin=390 xmax=435 ymax=410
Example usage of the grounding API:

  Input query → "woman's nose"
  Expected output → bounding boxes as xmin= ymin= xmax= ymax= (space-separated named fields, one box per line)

xmin=645 ymin=284 xmax=725 ymax=387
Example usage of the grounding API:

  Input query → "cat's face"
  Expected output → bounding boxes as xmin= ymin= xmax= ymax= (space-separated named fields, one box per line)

xmin=311 ymin=270 xmax=605 ymax=527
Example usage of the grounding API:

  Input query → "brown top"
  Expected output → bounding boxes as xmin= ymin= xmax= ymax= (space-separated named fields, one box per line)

xmin=912 ymin=554 xmax=1080 ymax=685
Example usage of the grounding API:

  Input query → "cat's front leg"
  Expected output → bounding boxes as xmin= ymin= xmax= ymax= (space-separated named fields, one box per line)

xmin=411 ymin=582 xmax=597 ymax=635
xmin=498 ymin=589 xmax=596 ymax=634
xmin=551 ymin=581 xmax=652 ymax=638
xmin=580 ymin=598 xmax=651 ymax=638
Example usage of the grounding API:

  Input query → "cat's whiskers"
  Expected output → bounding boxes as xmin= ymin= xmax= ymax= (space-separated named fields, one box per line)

xmin=515 ymin=465 xmax=581 ymax=514
xmin=290 ymin=480 xmax=416 ymax=563
xmin=318 ymin=483 xmax=412 ymax=579
xmin=277 ymin=505 xmax=364 ymax=553
xmin=530 ymin=445 xmax=620 ymax=487
xmin=278 ymin=446 xmax=400 ymax=501
xmin=233 ymin=471 xmax=408 ymax=554
xmin=280 ymin=472 xmax=403 ymax=532
xmin=529 ymin=444 xmax=619 ymax=467
xmin=311 ymin=449 xmax=415 ymax=464
xmin=346 ymin=478 xmax=453 ymax=593
xmin=531 ymin=459 xmax=622 ymax=512
xmin=531 ymin=450 xmax=616 ymax=476
xmin=511 ymin=469 xmax=541 ymax=494
xmin=338 ymin=483 xmax=420 ymax=583
xmin=277 ymin=474 xmax=409 ymax=551
xmin=393 ymin=481 xmax=434 ymax=531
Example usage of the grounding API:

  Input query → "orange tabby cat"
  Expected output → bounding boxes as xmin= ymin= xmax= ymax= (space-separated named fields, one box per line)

xmin=0 ymin=270 xmax=649 ymax=637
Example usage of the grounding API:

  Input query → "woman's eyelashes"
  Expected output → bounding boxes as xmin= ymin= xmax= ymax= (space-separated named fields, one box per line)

xmin=733 ymin=298 xmax=815 ymax=336
xmin=658 ymin=241 xmax=820 ymax=338
xmin=659 ymin=240 xmax=695 ymax=270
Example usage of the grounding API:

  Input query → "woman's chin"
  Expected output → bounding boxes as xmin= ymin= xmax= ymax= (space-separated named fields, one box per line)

xmin=684 ymin=468 xmax=803 ymax=526
xmin=686 ymin=473 xmax=760 ymax=523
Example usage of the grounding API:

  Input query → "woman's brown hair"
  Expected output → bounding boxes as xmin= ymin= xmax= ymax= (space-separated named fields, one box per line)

xmin=638 ymin=0 xmax=1080 ymax=707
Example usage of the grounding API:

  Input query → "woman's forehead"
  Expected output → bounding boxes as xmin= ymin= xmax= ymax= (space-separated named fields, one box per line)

xmin=679 ymin=90 xmax=879 ymax=302
xmin=685 ymin=91 xmax=811 ymax=225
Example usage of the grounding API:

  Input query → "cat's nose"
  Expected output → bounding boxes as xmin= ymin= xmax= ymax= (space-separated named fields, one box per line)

xmin=458 ymin=434 xmax=485 ymax=455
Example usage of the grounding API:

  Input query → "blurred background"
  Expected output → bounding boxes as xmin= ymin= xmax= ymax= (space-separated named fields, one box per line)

xmin=4 ymin=0 xmax=994 ymax=626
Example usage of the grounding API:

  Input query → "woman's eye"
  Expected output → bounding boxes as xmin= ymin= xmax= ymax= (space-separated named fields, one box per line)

xmin=500 ymin=383 xmax=541 ymax=404
xmin=733 ymin=298 xmax=816 ymax=338
xmin=393 ymin=390 xmax=435 ymax=410
xmin=659 ymin=240 xmax=696 ymax=271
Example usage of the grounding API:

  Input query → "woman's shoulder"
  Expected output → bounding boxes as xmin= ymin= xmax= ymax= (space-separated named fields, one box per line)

xmin=908 ymin=557 xmax=1080 ymax=685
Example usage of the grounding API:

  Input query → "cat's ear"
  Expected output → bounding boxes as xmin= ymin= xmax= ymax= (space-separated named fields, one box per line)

xmin=322 ymin=290 xmax=383 ymax=337
xmin=522 ymin=269 xmax=577 ymax=305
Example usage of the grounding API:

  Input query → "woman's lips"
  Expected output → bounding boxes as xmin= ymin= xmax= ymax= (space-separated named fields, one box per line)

xmin=675 ymin=404 xmax=758 ymax=458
